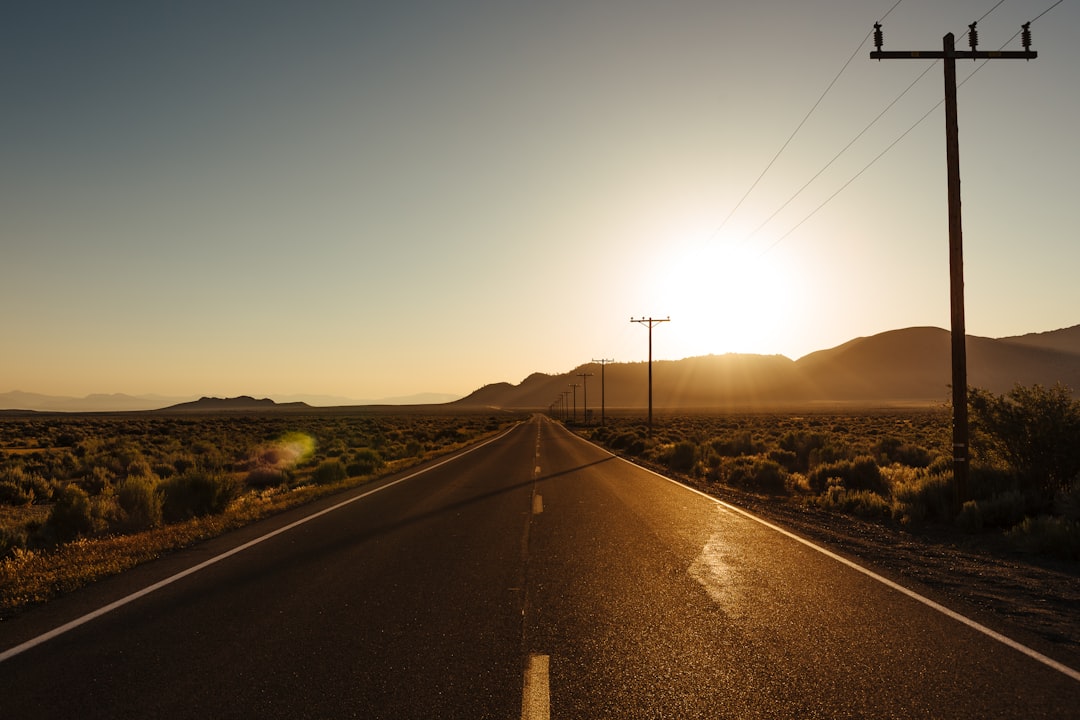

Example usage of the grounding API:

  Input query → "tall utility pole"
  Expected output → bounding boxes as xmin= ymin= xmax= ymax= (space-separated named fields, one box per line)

xmin=592 ymin=358 xmax=614 ymax=426
xmin=631 ymin=317 xmax=669 ymax=431
xmin=577 ymin=372 xmax=594 ymax=425
xmin=568 ymin=383 xmax=580 ymax=423
xmin=871 ymin=22 xmax=1036 ymax=506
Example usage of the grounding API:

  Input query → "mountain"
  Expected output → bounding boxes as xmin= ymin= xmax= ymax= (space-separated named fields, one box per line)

xmin=160 ymin=396 xmax=311 ymax=412
xmin=0 ymin=391 xmax=194 ymax=413
xmin=0 ymin=390 xmax=461 ymax=412
xmin=455 ymin=325 xmax=1080 ymax=410
xmin=5 ymin=325 xmax=1077 ymax=413
xmin=996 ymin=324 xmax=1080 ymax=355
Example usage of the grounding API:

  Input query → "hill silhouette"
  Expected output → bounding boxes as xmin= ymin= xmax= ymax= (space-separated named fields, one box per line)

xmin=161 ymin=396 xmax=311 ymax=412
xmin=455 ymin=325 xmax=1080 ymax=410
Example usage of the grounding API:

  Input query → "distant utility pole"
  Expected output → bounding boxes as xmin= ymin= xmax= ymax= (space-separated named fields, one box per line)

xmin=871 ymin=22 xmax=1037 ymax=506
xmin=562 ymin=391 xmax=571 ymax=422
xmin=577 ymin=372 xmax=594 ymax=425
xmin=592 ymin=358 xmax=614 ymax=426
xmin=568 ymin=383 xmax=580 ymax=423
xmin=631 ymin=316 xmax=669 ymax=431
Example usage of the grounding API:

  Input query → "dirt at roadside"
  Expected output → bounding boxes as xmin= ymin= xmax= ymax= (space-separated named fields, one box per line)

xmin=679 ymin=476 xmax=1080 ymax=668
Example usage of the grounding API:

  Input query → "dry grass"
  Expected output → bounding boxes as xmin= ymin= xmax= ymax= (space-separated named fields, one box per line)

xmin=0 ymin=450 xmax=463 ymax=617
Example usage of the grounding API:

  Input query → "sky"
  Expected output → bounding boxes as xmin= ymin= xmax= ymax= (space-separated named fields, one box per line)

xmin=2 ymin=0 xmax=1077 ymax=402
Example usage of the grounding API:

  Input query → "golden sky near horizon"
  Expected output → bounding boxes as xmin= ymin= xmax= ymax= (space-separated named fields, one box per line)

xmin=2 ymin=1 xmax=1077 ymax=402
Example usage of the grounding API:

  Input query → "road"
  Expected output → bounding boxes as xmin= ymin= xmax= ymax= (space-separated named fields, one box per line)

xmin=1 ymin=415 xmax=1077 ymax=718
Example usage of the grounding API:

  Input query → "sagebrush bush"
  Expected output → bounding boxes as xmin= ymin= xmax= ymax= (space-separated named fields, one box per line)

xmin=0 ymin=480 xmax=32 ymax=506
xmin=313 ymin=459 xmax=348 ymax=485
xmin=347 ymin=448 xmax=384 ymax=476
xmin=710 ymin=432 xmax=758 ymax=458
xmin=1007 ymin=516 xmax=1080 ymax=560
xmin=811 ymin=486 xmax=891 ymax=519
xmin=116 ymin=474 xmax=162 ymax=531
xmin=664 ymin=441 xmax=698 ymax=473
xmin=0 ymin=525 xmax=28 ymax=558
xmin=711 ymin=456 xmax=788 ymax=494
xmin=891 ymin=469 xmax=954 ymax=525
xmin=46 ymin=484 xmax=95 ymax=543
xmin=246 ymin=467 xmax=290 ymax=488
xmin=970 ymin=384 xmax=1080 ymax=496
xmin=161 ymin=471 xmax=240 ymax=522
xmin=806 ymin=456 xmax=884 ymax=494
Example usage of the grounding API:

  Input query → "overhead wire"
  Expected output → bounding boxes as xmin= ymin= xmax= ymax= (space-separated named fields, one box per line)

xmin=752 ymin=0 xmax=1063 ymax=258
xmin=745 ymin=0 xmax=1004 ymax=246
xmin=710 ymin=0 xmax=905 ymax=239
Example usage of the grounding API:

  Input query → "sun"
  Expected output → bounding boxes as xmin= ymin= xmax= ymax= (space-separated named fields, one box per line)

xmin=651 ymin=234 xmax=798 ymax=358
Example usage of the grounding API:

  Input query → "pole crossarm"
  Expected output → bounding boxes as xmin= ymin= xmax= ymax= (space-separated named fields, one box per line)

xmin=870 ymin=50 xmax=1036 ymax=60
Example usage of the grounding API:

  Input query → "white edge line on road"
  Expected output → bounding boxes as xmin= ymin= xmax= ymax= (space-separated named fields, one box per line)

xmin=0 ymin=425 xmax=520 ymax=665
xmin=521 ymin=653 xmax=551 ymax=720
xmin=594 ymin=443 xmax=1080 ymax=683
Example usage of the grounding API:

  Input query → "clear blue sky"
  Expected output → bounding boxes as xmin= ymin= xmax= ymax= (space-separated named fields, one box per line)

xmin=2 ymin=1 xmax=1076 ymax=402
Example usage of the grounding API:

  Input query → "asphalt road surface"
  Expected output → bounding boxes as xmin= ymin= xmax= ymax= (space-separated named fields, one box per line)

xmin=1 ymin=415 xmax=1078 ymax=718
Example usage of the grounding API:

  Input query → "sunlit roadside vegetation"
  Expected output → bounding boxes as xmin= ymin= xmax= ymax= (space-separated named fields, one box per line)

xmin=581 ymin=384 xmax=1080 ymax=561
xmin=0 ymin=411 xmax=520 ymax=615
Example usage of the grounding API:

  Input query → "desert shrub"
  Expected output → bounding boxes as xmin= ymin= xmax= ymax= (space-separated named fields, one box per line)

xmin=161 ymin=470 xmax=240 ymax=522
xmin=712 ymin=456 xmax=788 ymax=494
xmin=347 ymin=448 xmax=384 ymax=476
xmin=710 ymin=432 xmax=758 ymax=457
xmin=812 ymin=486 xmax=891 ymax=519
xmin=0 ymin=525 xmax=28 ymax=558
xmin=46 ymin=484 xmax=95 ymax=543
xmin=956 ymin=493 xmax=1029 ymax=533
xmin=0 ymin=480 xmax=32 ymax=506
xmin=969 ymin=384 xmax=1080 ymax=496
xmin=313 ymin=459 xmax=348 ymax=485
xmin=246 ymin=466 xmax=290 ymax=488
xmin=0 ymin=466 xmax=52 ymax=505
xmin=664 ymin=441 xmax=698 ymax=474
xmin=116 ymin=474 xmax=163 ymax=531
xmin=126 ymin=457 xmax=154 ymax=479
xmin=874 ymin=437 xmax=932 ymax=467
xmin=806 ymin=456 xmax=884 ymax=494
xmin=1006 ymin=516 xmax=1080 ymax=560
xmin=768 ymin=449 xmax=799 ymax=472
xmin=891 ymin=469 xmax=954 ymax=525
xmin=608 ymin=431 xmax=638 ymax=451
xmin=780 ymin=431 xmax=852 ymax=472
xmin=967 ymin=465 xmax=1019 ymax=501
xmin=80 ymin=465 xmax=114 ymax=495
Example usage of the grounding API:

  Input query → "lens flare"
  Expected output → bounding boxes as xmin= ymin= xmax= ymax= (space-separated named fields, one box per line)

xmin=253 ymin=431 xmax=316 ymax=471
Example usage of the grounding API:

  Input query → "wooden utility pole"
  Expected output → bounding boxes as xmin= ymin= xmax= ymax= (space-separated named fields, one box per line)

xmin=592 ymin=358 xmax=614 ymax=426
xmin=631 ymin=317 xmax=669 ymax=431
xmin=576 ymin=372 xmax=594 ymax=425
xmin=871 ymin=22 xmax=1036 ymax=506
xmin=568 ymin=383 xmax=580 ymax=424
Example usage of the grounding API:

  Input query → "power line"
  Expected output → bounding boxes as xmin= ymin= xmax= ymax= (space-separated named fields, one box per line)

xmin=712 ymin=0 xmax=907 ymax=238
xmin=754 ymin=0 xmax=1063 ymax=257
xmin=744 ymin=0 xmax=1009 ymax=244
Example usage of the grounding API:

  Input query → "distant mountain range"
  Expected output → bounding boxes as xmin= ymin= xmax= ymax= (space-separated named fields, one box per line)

xmin=454 ymin=325 xmax=1080 ymax=410
xmin=3 ymin=325 xmax=1078 ymax=413
xmin=0 ymin=390 xmax=461 ymax=413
